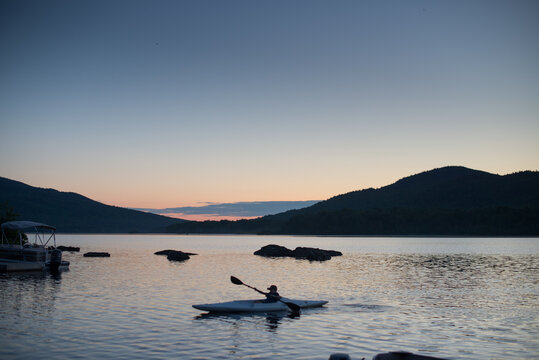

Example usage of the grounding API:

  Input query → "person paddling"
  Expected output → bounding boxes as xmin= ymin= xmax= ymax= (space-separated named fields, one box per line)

xmin=250 ymin=283 xmax=281 ymax=303
xmin=230 ymin=276 xmax=301 ymax=312
xmin=263 ymin=285 xmax=281 ymax=303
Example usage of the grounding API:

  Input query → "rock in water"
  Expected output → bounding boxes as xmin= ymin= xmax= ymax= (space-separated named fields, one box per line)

xmin=155 ymin=249 xmax=174 ymax=255
xmin=166 ymin=250 xmax=191 ymax=261
xmin=253 ymin=244 xmax=295 ymax=257
xmin=373 ymin=351 xmax=448 ymax=360
xmin=57 ymin=246 xmax=80 ymax=252
xmin=254 ymin=244 xmax=342 ymax=261
xmin=155 ymin=249 xmax=197 ymax=256
xmin=83 ymin=252 xmax=110 ymax=257
xmin=293 ymin=247 xmax=332 ymax=261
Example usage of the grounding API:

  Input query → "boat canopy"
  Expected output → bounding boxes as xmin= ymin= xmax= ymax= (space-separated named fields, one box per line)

xmin=1 ymin=221 xmax=56 ymax=231
xmin=1 ymin=221 xmax=57 ymax=247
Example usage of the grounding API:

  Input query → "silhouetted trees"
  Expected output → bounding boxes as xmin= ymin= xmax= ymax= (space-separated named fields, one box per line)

xmin=0 ymin=202 xmax=27 ymax=244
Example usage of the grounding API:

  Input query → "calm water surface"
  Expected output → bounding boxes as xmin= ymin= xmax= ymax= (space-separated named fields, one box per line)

xmin=1 ymin=235 xmax=537 ymax=359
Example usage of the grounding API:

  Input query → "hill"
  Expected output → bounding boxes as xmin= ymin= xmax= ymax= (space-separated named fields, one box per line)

xmin=0 ymin=177 xmax=181 ymax=233
xmin=305 ymin=166 xmax=538 ymax=212
xmin=166 ymin=166 xmax=539 ymax=235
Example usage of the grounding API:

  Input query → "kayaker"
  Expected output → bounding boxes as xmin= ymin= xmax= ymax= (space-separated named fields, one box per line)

xmin=263 ymin=285 xmax=281 ymax=303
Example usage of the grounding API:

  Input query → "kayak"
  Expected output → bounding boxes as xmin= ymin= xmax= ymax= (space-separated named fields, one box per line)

xmin=192 ymin=298 xmax=328 ymax=312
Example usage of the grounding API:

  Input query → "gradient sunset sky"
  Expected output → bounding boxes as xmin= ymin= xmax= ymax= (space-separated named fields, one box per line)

xmin=1 ymin=0 xmax=538 ymax=209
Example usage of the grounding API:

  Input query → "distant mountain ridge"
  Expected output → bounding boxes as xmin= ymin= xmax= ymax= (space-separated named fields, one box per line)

xmin=0 ymin=177 xmax=181 ymax=233
xmin=136 ymin=200 xmax=321 ymax=217
xmin=2 ymin=166 xmax=538 ymax=235
xmin=166 ymin=166 xmax=539 ymax=235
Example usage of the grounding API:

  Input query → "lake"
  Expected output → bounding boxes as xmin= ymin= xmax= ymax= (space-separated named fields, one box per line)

xmin=1 ymin=235 xmax=537 ymax=360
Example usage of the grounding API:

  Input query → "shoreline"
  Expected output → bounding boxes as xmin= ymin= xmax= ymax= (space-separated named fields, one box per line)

xmin=51 ymin=232 xmax=539 ymax=239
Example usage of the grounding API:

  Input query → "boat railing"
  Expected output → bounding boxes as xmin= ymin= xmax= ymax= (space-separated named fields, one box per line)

xmin=29 ymin=230 xmax=56 ymax=247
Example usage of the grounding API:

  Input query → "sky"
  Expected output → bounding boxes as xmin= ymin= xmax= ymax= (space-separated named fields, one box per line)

xmin=1 ymin=0 xmax=538 ymax=209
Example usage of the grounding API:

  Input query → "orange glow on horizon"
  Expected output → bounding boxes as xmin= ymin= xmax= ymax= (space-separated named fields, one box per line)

xmin=161 ymin=213 xmax=261 ymax=222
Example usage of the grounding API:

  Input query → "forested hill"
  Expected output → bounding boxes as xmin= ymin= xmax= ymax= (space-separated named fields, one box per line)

xmin=0 ymin=177 xmax=181 ymax=233
xmin=303 ymin=166 xmax=539 ymax=212
xmin=166 ymin=166 xmax=539 ymax=236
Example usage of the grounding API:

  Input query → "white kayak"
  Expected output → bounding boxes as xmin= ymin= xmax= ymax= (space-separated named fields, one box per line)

xmin=192 ymin=298 xmax=328 ymax=312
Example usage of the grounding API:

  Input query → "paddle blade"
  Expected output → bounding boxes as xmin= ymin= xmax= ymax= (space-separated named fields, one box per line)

xmin=284 ymin=301 xmax=301 ymax=312
xmin=230 ymin=276 xmax=243 ymax=285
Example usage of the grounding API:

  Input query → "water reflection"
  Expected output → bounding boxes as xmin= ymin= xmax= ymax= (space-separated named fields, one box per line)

xmin=330 ymin=253 xmax=539 ymax=312
xmin=0 ymin=270 xmax=62 ymax=326
xmin=194 ymin=310 xmax=300 ymax=332
xmin=2 ymin=236 xmax=537 ymax=360
xmin=383 ymin=254 xmax=539 ymax=308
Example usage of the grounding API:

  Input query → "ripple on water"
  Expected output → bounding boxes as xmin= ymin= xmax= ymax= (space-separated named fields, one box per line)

xmin=341 ymin=303 xmax=392 ymax=312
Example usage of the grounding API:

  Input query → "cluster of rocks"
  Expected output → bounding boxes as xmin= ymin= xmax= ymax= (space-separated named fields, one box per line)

xmin=76 ymin=246 xmax=340 ymax=262
xmin=154 ymin=249 xmax=197 ymax=262
xmin=66 ymin=248 xmax=197 ymax=261
xmin=55 ymin=246 xmax=109 ymax=258
xmin=254 ymin=244 xmax=342 ymax=261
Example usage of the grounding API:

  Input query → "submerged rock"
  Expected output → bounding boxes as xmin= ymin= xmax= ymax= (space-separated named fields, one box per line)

xmin=166 ymin=250 xmax=192 ymax=262
xmin=83 ymin=252 xmax=110 ymax=257
xmin=57 ymin=246 xmax=80 ymax=252
xmin=254 ymin=244 xmax=342 ymax=261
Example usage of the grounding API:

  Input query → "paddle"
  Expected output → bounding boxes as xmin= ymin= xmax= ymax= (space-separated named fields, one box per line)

xmin=230 ymin=276 xmax=301 ymax=312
